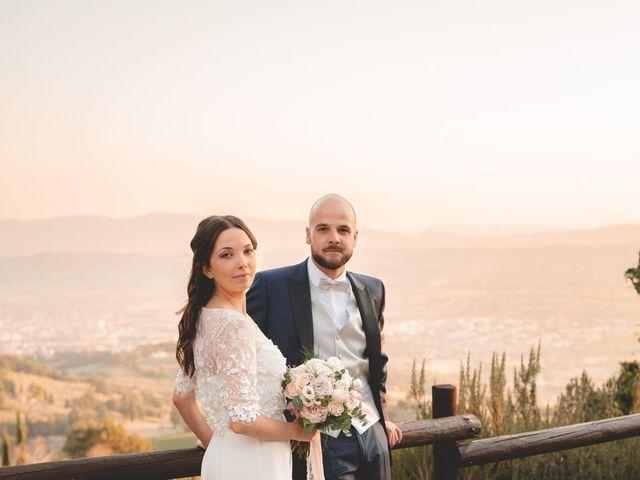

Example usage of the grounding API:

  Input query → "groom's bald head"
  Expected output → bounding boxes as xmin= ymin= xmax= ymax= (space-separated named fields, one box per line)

xmin=308 ymin=194 xmax=357 ymax=227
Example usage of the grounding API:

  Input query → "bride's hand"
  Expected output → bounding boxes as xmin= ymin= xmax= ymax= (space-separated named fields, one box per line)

xmin=301 ymin=428 xmax=320 ymax=443
xmin=292 ymin=422 xmax=320 ymax=442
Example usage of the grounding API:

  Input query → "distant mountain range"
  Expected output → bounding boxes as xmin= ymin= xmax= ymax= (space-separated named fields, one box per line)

xmin=0 ymin=214 xmax=638 ymax=257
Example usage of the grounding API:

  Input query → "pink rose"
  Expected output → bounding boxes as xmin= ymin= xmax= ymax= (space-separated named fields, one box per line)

xmin=311 ymin=374 xmax=334 ymax=396
xmin=293 ymin=372 xmax=312 ymax=391
xmin=301 ymin=405 xmax=329 ymax=424
xmin=345 ymin=393 xmax=359 ymax=412
xmin=327 ymin=399 xmax=345 ymax=416
xmin=285 ymin=381 xmax=300 ymax=398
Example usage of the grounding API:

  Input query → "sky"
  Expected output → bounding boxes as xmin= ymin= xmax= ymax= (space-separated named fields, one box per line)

xmin=1 ymin=0 xmax=639 ymax=232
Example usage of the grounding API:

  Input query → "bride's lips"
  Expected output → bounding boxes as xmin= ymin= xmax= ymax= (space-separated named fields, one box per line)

xmin=234 ymin=273 xmax=252 ymax=278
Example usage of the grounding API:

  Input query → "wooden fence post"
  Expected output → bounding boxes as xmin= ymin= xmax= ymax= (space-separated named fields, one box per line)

xmin=432 ymin=384 xmax=460 ymax=480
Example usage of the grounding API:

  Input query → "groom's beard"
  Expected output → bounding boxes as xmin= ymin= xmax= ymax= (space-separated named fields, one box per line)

xmin=311 ymin=248 xmax=352 ymax=271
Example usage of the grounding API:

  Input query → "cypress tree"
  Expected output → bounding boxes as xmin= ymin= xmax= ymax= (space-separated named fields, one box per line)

xmin=16 ymin=411 xmax=27 ymax=465
xmin=1 ymin=427 xmax=11 ymax=466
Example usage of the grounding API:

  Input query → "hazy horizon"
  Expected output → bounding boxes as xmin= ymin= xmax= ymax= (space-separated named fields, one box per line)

xmin=2 ymin=1 xmax=639 ymax=231
xmin=0 ymin=211 xmax=638 ymax=233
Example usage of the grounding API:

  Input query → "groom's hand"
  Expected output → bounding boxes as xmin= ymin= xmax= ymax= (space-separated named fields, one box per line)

xmin=385 ymin=420 xmax=403 ymax=448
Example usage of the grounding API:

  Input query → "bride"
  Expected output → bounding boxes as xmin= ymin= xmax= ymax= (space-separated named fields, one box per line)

xmin=172 ymin=215 xmax=316 ymax=479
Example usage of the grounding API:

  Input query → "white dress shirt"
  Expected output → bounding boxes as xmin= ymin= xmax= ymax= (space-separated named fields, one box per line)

xmin=307 ymin=258 xmax=380 ymax=434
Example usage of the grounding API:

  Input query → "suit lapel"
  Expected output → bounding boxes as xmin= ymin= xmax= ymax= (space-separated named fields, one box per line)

xmin=348 ymin=273 xmax=381 ymax=365
xmin=287 ymin=261 xmax=314 ymax=353
xmin=288 ymin=265 xmax=381 ymax=372
xmin=348 ymin=272 xmax=385 ymax=427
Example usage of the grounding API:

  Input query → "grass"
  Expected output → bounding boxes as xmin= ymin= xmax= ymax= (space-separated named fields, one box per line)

xmin=151 ymin=431 xmax=197 ymax=451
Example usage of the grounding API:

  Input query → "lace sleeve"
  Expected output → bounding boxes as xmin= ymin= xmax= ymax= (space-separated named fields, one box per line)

xmin=174 ymin=370 xmax=196 ymax=397
xmin=213 ymin=314 xmax=260 ymax=425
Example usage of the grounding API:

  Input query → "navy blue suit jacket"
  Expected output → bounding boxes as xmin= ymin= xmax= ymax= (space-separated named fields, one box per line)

xmin=246 ymin=259 xmax=390 ymax=433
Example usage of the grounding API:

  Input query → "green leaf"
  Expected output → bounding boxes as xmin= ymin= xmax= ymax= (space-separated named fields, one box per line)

xmin=303 ymin=422 xmax=316 ymax=435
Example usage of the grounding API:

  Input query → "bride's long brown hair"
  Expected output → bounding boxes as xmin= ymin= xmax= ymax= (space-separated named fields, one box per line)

xmin=176 ymin=215 xmax=257 ymax=376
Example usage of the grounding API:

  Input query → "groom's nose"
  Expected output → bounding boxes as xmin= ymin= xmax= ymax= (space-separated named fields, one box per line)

xmin=327 ymin=229 xmax=340 ymax=243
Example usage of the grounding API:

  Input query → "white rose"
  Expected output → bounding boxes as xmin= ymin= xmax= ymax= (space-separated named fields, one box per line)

xmin=302 ymin=385 xmax=315 ymax=401
xmin=332 ymin=387 xmax=348 ymax=403
xmin=352 ymin=378 xmax=363 ymax=390
xmin=336 ymin=377 xmax=350 ymax=390
xmin=306 ymin=358 xmax=331 ymax=376
xmin=326 ymin=356 xmax=343 ymax=370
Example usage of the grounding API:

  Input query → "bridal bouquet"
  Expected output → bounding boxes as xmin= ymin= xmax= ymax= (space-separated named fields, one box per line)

xmin=283 ymin=356 xmax=367 ymax=437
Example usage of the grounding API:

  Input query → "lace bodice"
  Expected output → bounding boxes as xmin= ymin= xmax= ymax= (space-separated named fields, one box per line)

xmin=175 ymin=308 xmax=287 ymax=435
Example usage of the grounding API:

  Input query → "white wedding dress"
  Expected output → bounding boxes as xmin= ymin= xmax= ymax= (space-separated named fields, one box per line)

xmin=174 ymin=308 xmax=291 ymax=480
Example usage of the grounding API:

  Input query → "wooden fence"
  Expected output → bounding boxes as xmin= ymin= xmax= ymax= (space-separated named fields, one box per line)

xmin=2 ymin=384 xmax=640 ymax=479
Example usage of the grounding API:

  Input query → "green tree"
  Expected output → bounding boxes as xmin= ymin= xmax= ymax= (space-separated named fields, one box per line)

xmin=393 ymin=358 xmax=433 ymax=480
xmin=625 ymin=251 xmax=640 ymax=295
xmin=458 ymin=353 xmax=487 ymax=428
xmin=63 ymin=419 xmax=151 ymax=458
xmin=67 ymin=391 xmax=108 ymax=421
xmin=554 ymin=371 xmax=615 ymax=425
xmin=2 ymin=378 xmax=16 ymax=397
xmin=615 ymin=361 xmax=640 ymax=415
xmin=488 ymin=352 xmax=507 ymax=436
xmin=1 ymin=427 xmax=12 ymax=466
xmin=393 ymin=345 xmax=640 ymax=480
xmin=15 ymin=411 xmax=27 ymax=465
xmin=409 ymin=358 xmax=430 ymax=420
xmin=512 ymin=342 xmax=542 ymax=431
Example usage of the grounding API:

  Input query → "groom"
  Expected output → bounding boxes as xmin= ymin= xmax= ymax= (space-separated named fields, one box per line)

xmin=247 ymin=194 xmax=402 ymax=480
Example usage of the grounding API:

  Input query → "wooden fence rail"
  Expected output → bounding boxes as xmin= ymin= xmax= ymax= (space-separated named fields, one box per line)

xmin=458 ymin=413 xmax=640 ymax=467
xmin=2 ymin=385 xmax=640 ymax=480
xmin=0 ymin=413 xmax=480 ymax=480
xmin=430 ymin=385 xmax=640 ymax=480
xmin=0 ymin=448 xmax=204 ymax=480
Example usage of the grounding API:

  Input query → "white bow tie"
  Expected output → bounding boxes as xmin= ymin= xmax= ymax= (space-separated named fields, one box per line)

xmin=318 ymin=277 xmax=350 ymax=293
